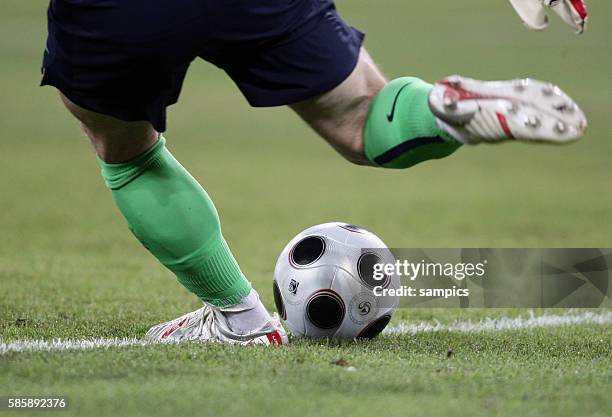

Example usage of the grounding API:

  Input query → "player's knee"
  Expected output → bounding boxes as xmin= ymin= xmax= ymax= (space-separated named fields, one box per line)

xmin=59 ymin=93 xmax=158 ymax=163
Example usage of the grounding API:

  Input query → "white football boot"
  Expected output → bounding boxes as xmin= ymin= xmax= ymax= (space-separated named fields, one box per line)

xmin=145 ymin=299 xmax=288 ymax=346
xmin=429 ymin=75 xmax=587 ymax=145
xmin=508 ymin=0 xmax=588 ymax=34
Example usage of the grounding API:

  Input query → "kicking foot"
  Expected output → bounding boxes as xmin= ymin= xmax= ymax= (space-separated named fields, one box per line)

xmin=145 ymin=292 xmax=288 ymax=345
xmin=429 ymin=75 xmax=587 ymax=145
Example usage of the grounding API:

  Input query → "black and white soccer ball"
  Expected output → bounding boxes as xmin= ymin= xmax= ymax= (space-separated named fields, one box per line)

xmin=273 ymin=222 xmax=400 ymax=339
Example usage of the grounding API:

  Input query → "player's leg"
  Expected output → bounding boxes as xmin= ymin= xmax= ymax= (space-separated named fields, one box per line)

xmin=203 ymin=0 xmax=460 ymax=169
xmin=291 ymin=47 xmax=586 ymax=169
xmin=206 ymin=1 xmax=455 ymax=169
xmin=42 ymin=0 xmax=286 ymax=344
xmin=56 ymin=95 xmax=286 ymax=344
xmin=210 ymin=1 xmax=584 ymax=170
xmin=291 ymin=47 xmax=462 ymax=169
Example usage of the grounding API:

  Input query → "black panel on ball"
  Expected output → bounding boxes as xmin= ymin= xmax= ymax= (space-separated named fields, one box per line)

xmin=338 ymin=223 xmax=364 ymax=233
xmin=306 ymin=291 xmax=345 ymax=329
xmin=357 ymin=315 xmax=392 ymax=339
xmin=272 ymin=281 xmax=286 ymax=320
xmin=291 ymin=236 xmax=325 ymax=266
xmin=358 ymin=253 xmax=389 ymax=288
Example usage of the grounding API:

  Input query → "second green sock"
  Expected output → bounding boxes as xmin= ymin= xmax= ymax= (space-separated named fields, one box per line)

xmin=364 ymin=77 xmax=461 ymax=169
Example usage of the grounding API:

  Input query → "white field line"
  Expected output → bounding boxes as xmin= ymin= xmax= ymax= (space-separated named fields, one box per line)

xmin=0 ymin=337 xmax=159 ymax=355
xmin=383 ymin=310 xmax=612 ymax=335
xmin=1 ymin=311 xmax=610 ymax=355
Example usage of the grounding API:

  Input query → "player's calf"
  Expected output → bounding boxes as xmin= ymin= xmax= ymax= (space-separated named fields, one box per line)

xmin=291 ymin=48 xmax=386 ymax=166
xmin=297 ymin=50 xmax=586 ymax=170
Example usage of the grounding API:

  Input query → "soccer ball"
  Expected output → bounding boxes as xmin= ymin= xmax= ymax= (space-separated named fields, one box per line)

xmin=272 ymin=222 xmax=400 ymax=339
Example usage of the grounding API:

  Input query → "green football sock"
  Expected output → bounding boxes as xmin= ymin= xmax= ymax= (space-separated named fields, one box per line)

xmin=364 ymin=77 xmax=462 ymax=169
xmin=98 ymin=136 xmax=251 ymax=307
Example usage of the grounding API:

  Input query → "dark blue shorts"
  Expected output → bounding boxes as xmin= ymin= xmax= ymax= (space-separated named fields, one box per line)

xmin=41 ymin=0 xmax=364 ymax=132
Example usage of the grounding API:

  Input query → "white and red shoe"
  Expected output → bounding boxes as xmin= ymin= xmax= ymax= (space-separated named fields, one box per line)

xmin=145 ymin=304 xmax=288 ymax=346
xmin=429 ymin=75 xmax=587 ymax=145
xmin=509 ymin=0 xmax=588 ymax=34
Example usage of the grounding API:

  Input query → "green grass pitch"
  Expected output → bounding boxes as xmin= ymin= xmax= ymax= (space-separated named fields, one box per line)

xmin=0 ymin=1 xmax=611 ymax=416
